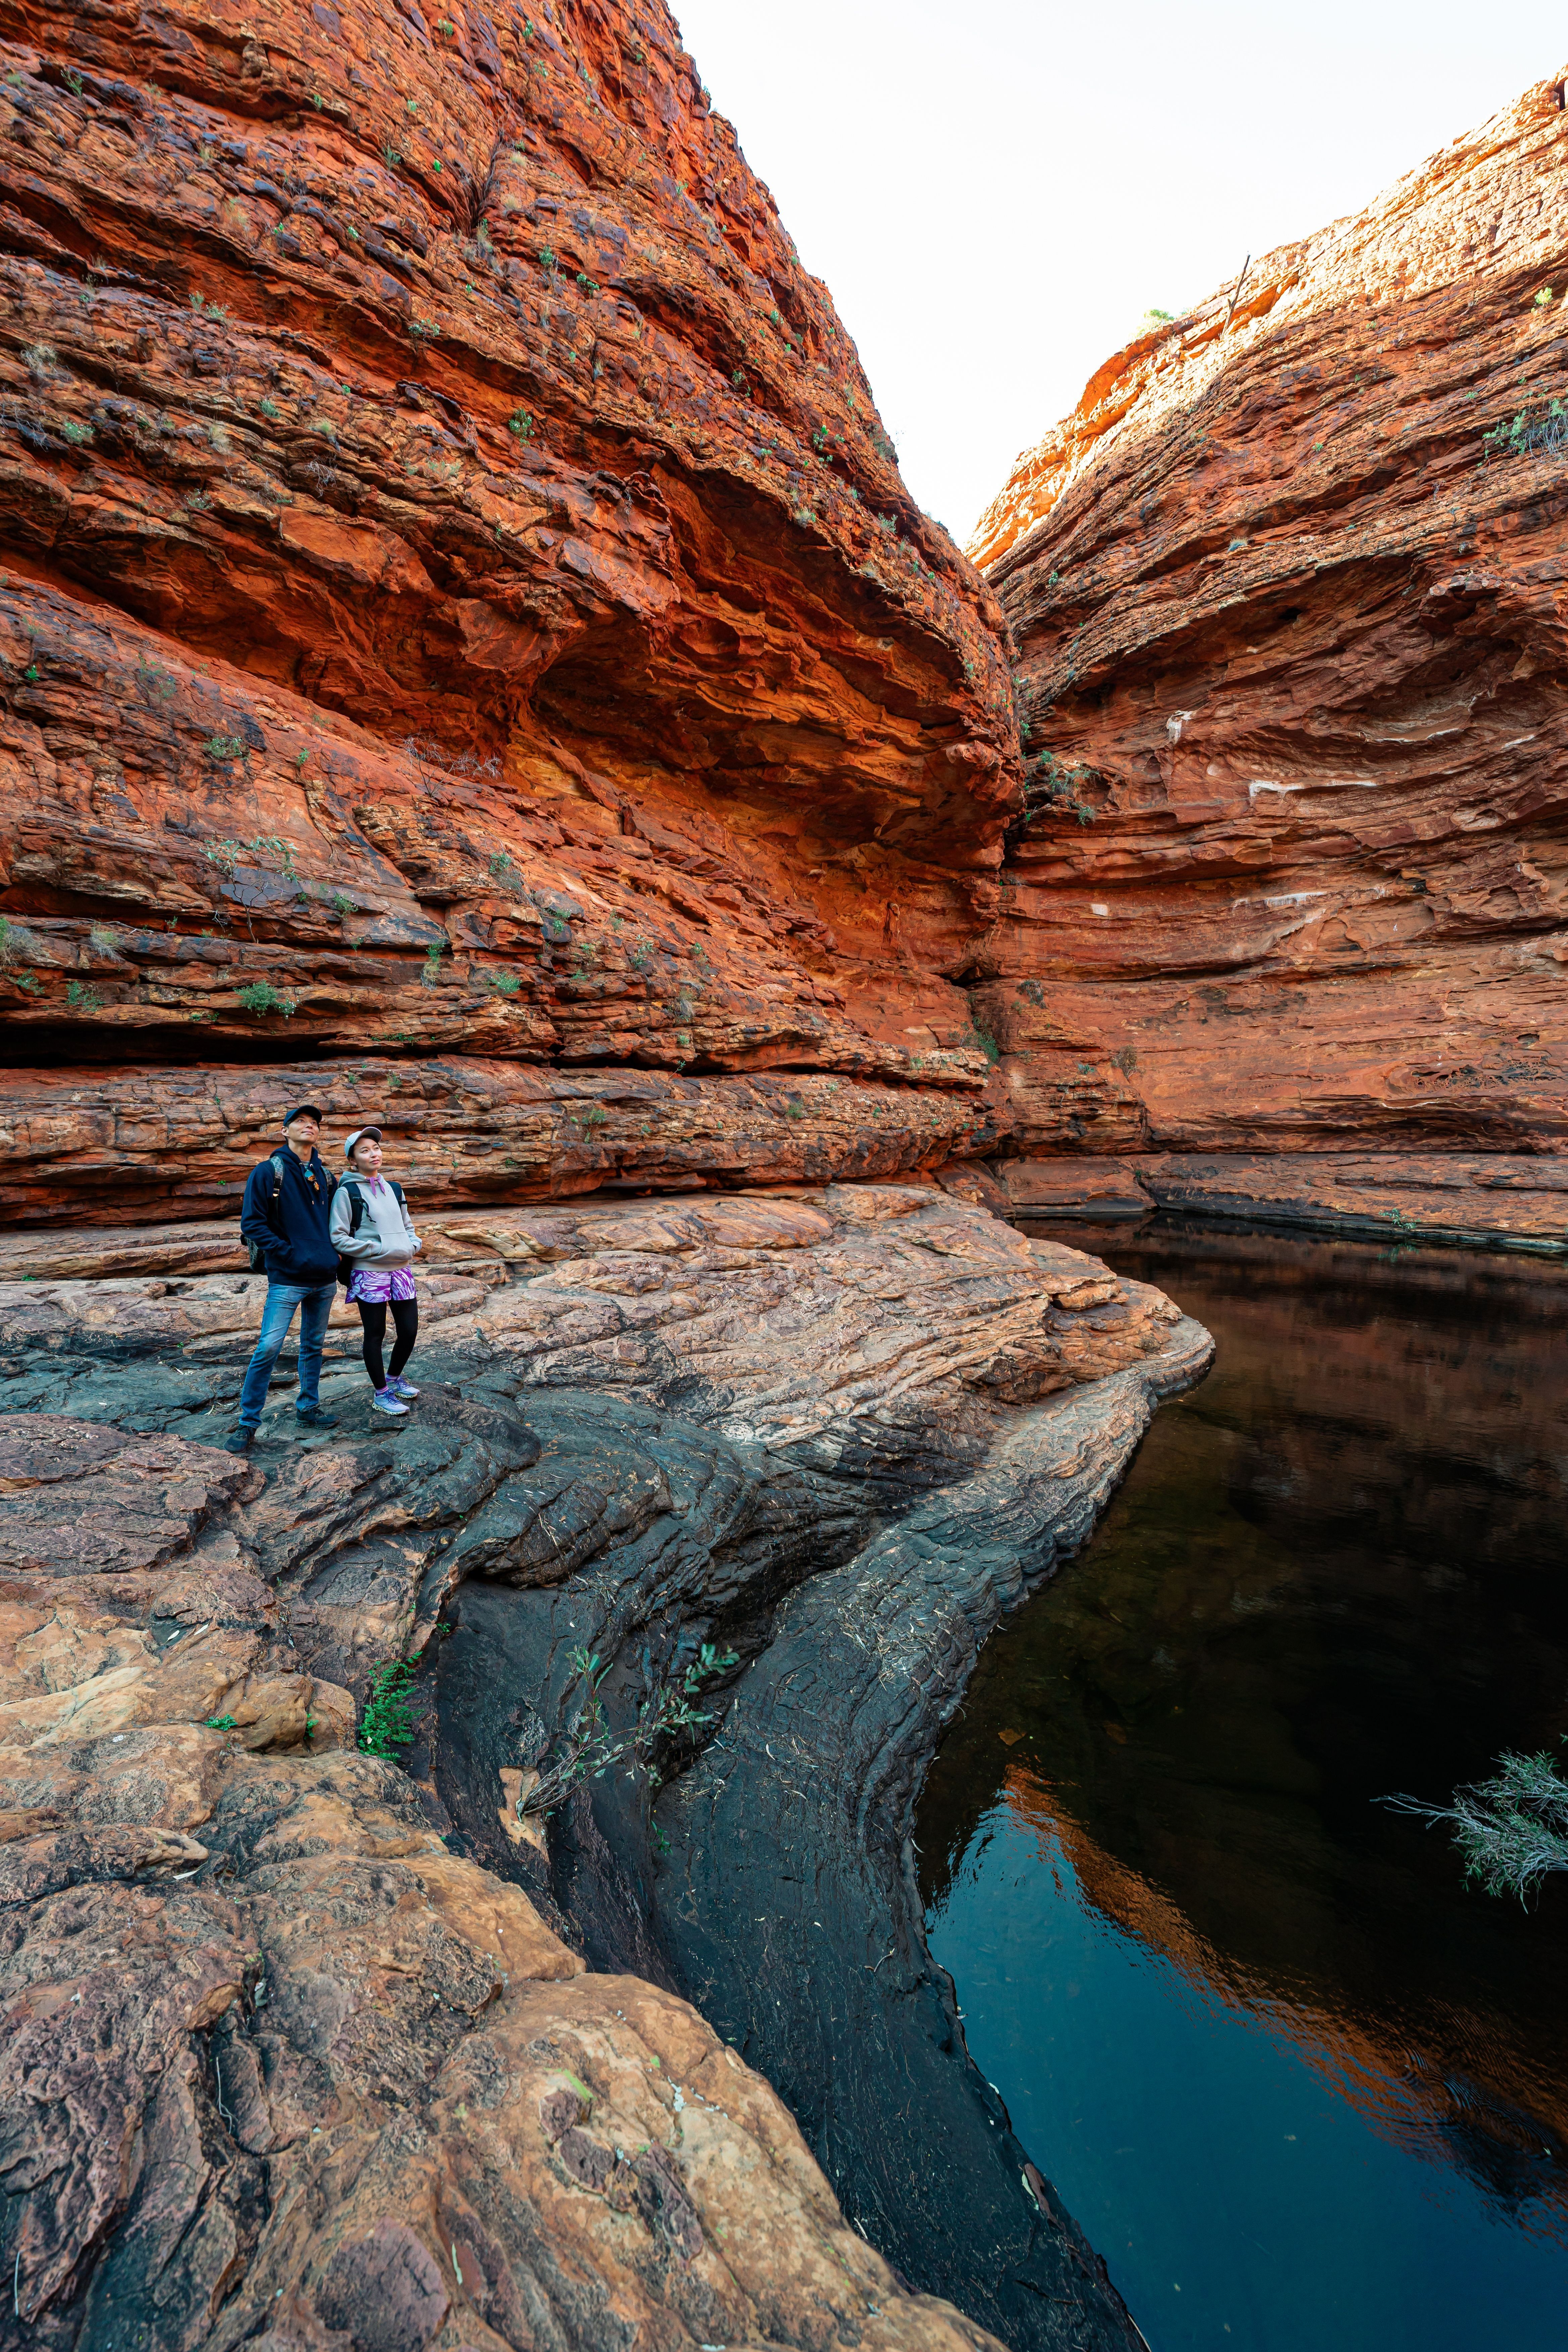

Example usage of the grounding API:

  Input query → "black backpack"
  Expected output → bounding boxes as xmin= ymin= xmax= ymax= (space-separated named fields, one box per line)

xmin=245 ymin=1153 xmax=289 ymax=1272
xmin=333 ymin=1174 xmax=408 ymax=1289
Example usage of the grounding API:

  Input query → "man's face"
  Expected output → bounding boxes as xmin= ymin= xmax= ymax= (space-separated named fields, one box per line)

xmin=286 ymin=1115 xmax=321 ymax=1154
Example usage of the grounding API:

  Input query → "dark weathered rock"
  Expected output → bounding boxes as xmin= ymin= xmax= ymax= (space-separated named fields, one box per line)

xmin=991 ymin=1151 xmax=1568 ymax=1251
xmin=0 ymin=1186 xmax=1210 ymax=2351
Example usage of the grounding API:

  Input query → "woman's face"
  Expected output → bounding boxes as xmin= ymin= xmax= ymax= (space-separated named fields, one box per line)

xmin=352 ymin=1135 xmax=384 ymax=1176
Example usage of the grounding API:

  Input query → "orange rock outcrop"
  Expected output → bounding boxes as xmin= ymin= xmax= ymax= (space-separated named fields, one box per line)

xmin=970 ymin=72 xmax=1568 ymax=1174
xmin=0 ymin=0 xmax=1016 ymax=1196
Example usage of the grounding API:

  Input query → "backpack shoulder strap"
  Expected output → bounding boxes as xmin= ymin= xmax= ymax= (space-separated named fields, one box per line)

xmin=390 ymin=1180 xmax=407 ymax=1208
xmin=269 ymin=1152 xmax=287 ymax=1194
xmin=333 ymin=1175 xmax=365 ymax=1235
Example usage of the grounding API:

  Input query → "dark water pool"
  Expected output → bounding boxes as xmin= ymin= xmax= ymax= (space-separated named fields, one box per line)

xmin=918 ymin=1219 xmax=1568 ymax=2352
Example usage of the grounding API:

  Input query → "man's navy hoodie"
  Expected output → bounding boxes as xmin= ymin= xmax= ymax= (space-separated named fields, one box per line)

xmin=239 ymin=1147 xmax=338 ymax=1285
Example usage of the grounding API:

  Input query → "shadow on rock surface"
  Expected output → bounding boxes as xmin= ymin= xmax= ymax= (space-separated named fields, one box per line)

xmin=0 ymin=1185 xmax=1210 ymax=2352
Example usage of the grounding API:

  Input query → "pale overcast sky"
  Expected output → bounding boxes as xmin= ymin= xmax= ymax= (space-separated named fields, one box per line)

xmin=671 ymin=1 xmax=1566 ymax=545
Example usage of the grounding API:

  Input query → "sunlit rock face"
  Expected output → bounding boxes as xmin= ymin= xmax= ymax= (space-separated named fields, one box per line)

xmin=971 ymin=71 xmax=1568 ymax=1163
xmin=0 ymin=0 xmax=1019 ymax=1181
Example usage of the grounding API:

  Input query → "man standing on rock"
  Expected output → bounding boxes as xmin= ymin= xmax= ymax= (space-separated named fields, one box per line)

xmin=226 ymin=1103 xmax=341 ymax=1453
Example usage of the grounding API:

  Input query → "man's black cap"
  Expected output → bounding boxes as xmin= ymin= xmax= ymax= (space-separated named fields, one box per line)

xmin=282 ymin=1103 xmax=325 ymax=1128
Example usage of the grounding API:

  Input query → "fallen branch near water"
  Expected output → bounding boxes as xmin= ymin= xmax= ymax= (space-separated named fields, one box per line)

xmin=1382 ymin=1747 xmax=1568 ymax=1903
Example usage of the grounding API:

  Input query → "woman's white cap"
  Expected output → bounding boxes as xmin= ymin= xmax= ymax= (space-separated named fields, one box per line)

xmin=342 ymin=1126 xmax=383 ymax=1164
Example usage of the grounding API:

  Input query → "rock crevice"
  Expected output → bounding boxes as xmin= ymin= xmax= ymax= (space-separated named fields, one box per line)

xmin=0 ymin=1183 xmax=1209 ymax=2352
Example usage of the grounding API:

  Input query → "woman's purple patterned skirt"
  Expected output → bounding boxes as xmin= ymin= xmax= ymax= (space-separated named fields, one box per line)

xmin=345 ymin=1265 xmax=418 ymax=1305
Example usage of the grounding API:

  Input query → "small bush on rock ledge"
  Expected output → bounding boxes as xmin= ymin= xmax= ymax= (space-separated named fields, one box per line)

xmin=1482 ymin=397 xmax=1568 ymax=460
xmin=359 ymin=1658 xmax=419 ymax=1757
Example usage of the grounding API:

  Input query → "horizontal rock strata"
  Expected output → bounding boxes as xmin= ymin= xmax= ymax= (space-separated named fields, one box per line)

xmin=0 ymin=1181 xmax=1210 ymax=2351
xmin=970 ymin=71 xmax=1568 ymax=1169
xmin=0 ymin=1054 xmax=1003 ymax=1225
xmin=992 ymin=1150 xmax=1568 ymax=1250
xmin=0 ymin=0 xmax=1016 ymax=1125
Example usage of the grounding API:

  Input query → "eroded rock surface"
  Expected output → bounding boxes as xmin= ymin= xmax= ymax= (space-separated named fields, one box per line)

xmin=0 ymin=0 xmax=1015 ymax=1149
xmin=994 ymin=1149 xmax=1568 ymax=1251
xmin=0 ymin=1054 xmax=1002 ymax=1225
xmin=0 ymin=1183 xmax=1210 ymax=2351
xmin=970 ymin=70 xmax=1568 ymax=1168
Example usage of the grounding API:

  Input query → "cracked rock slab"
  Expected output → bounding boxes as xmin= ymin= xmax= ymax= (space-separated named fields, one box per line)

xmin=0 ymin=1185 xmax=1208 ymax=2352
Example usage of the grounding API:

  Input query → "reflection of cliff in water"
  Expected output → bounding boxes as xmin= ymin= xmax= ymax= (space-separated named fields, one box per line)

xmin=1006 ymin=1775 xmax=1568 ymax=2227
xmin=919 ymin=1223 xmax=1568 ymax=2230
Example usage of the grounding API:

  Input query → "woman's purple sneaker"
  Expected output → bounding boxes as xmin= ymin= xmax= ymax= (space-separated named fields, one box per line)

xmin=391 ymin=1377 xmax=420 ymax=1399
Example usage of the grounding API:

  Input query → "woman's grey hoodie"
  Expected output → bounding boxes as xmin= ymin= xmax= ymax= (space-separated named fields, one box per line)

xmin=329 ymin=1173 xmax=422 ymax=1270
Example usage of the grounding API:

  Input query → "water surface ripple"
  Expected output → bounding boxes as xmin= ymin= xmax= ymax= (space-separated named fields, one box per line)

xmin=920 ymin=1219 xmax=1568 ymax=2352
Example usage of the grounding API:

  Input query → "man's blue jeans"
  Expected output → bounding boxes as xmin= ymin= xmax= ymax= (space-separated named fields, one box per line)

xmin=237 ymin=1280 xmax=336 ymax=1428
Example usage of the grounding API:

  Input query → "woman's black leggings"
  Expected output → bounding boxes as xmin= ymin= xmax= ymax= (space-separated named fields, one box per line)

xmin=357 ymin=1298 xmax=419 ymax=1390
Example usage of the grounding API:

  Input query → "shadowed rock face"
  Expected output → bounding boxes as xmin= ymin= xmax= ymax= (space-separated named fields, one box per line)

xmin=993 ymin=1149 xmax=1568 ymax=1254
xmin=969 ymin=71 xmax=1568 ymax=1166
xmin=0 ymin=1184 xmax=1210 ymax=2352
xmin=0 ymin=0 xmax=1016 ymax=1155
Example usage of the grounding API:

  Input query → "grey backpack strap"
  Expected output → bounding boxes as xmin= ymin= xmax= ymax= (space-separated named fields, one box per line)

xmin=333 ymin=1175 xmax=365 ymax=1237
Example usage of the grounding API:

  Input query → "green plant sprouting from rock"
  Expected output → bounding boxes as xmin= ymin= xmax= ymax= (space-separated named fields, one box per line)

xmin=358 ymin=1658 xmax=419 ymax=1757
xmin=1482 ymin=396 xmax=1568 ymax=461
xmin=517 ymin=1638 xmax=739 ymax=1820
xmin=236 ymin=979 xmax=297 ymax=1017
xmin=1022 ymin=752 xmax=1097 ymax=828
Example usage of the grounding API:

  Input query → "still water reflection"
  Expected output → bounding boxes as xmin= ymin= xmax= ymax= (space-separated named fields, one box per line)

xmin=919 ymin=1220 xmax=1568 ymax=2352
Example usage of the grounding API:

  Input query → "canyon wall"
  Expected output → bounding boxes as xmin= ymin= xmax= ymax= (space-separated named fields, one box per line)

xmin=971 ymin=71 xmax=1568 ymax=1194
xmin=0 ymin=0 xmax=1016 ymax=1200
xmin=0 ymin=9 xmax=1177 ymax=2351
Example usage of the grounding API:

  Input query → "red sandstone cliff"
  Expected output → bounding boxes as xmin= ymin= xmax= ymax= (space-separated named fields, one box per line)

xmin=970 ymin=72 xmax=1568 ymax=1175
xmin=0 ymin=0 xmax=1017 ymax=1208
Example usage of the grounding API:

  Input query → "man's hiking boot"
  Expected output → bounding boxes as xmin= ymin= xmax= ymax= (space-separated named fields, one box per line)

xmin=224 ymin=1427 xmax=256 ymax=1455
xmin=371 ymin=1389 xmax=409 ymax=1418
xmin=295 ymin=1408 xmax=339 ymax=1430
xmin=391 ymin=1377 xmax=420 ymax=1399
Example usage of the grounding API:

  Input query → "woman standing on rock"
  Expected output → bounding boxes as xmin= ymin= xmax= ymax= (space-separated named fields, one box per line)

xmin=332 ymin=1125 xmax=423 ymax=1419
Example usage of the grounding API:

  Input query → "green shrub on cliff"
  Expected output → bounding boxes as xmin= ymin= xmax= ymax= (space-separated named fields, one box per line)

xmin=1482 ymin=397 xmax=1568 ymax=460
xmin=1022 ymin=752 xmax=1097 ymax=829
xmin=237 ymin=980 xmax=296 ymax=1018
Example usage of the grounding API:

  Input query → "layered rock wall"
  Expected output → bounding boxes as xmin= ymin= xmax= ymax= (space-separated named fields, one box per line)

xmin=971 ymin=73 xmax=1568 ymax=1176
xmin=0 ymin=0 xmax=1015 ymax=1192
